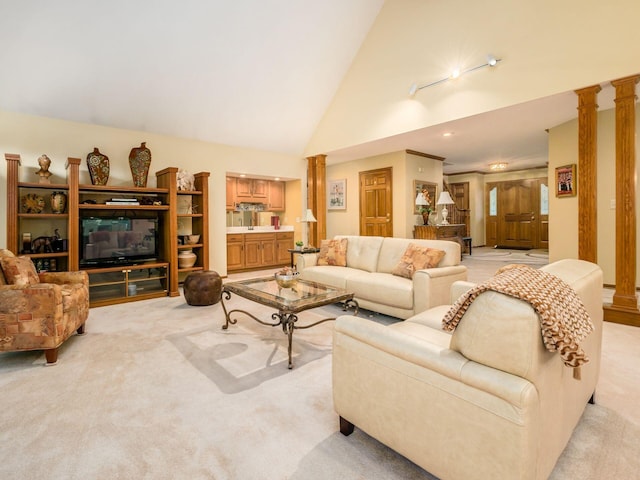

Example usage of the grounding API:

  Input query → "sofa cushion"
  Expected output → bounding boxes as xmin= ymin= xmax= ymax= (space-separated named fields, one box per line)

xmin=0 ymin=255 xmax=40 ymax=286
xmin=0 ymin=249 xmax=16 ymax=285
xmin=338 ymin=235 xmax=383 ymax=273
xmin=345 ymin=272 xmax=414 ymax=310
xmin=299 ymin=266 xmax=363 ymax=289
xmin=317 ymin=238 xmax=348 ymax=266
xmin=391 ymin=244 xmax=445 ymax=279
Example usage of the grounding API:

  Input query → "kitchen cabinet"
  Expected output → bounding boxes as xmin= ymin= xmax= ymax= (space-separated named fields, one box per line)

xmin=235 ymin=178 xmax=268 ymax=202
xmin=226 ymin=176 xmax=236 ymax=210
xmin=276 ymin=231 xmax=294 ymax=264
xmin=226 ymin=231 xmax=293 ymax=271
xmin=268 ymin=181 xmax=285 ymax=211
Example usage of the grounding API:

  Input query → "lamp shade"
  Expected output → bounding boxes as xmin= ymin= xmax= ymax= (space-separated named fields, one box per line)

xmin=301 ymin=209 xmax=317 ymax=223
xmin=415 ymin=192 xmax=428 ymax=206
xmin=436 ymin=191 xmax=454 ymax=205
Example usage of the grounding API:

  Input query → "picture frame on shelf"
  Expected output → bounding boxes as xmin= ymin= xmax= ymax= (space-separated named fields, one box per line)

xmin=328 ymin=179 xmax=346 ymax=210
xmin=555 ymin=164 xmax=576 ymax=197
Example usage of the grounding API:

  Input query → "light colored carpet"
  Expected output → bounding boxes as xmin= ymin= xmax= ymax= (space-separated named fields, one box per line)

xmin=1 ymin=293 xmax=638 ymax=480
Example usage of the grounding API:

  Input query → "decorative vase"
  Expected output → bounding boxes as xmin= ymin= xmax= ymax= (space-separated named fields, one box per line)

xmin=86 ymin=147 xmax=110 ymax=185
xmin=128 ymin=142 xmax=152 ymax=187
xmin=422 ymin=212 xmax=430 ymax=225
xmin=178 ymin=249 xmax=197 ymax=269
xmin=50 ymin=191 xmax=68 ymax=214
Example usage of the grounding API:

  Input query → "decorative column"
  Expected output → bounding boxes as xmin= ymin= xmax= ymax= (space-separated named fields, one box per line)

xmin=604 ymin=74 xmax=640 ymax=326
xmin=575 ymin=85 xmax=601 ymax=264
xmin=306 ymin=154 xmax=326 ymax=247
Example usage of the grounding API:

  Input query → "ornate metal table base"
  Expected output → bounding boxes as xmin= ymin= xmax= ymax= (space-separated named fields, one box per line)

xmin=221 ymin=290 xmax=358 ymax=369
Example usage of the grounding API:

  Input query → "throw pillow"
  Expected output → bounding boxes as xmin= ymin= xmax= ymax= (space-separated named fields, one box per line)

xmin=0 ymin=255 xmax=40 ymax=286
xmin=391 ymin=244 xmax=446 ymax=279
xmin=317 ymin=238 xmax=348 ymax=266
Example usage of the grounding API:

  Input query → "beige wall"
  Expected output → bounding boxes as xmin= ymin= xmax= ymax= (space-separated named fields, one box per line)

xmin=0 ymin=109 xmax=306 ymax=276
xmin=306 ymin=0 xmax=640 ymax=157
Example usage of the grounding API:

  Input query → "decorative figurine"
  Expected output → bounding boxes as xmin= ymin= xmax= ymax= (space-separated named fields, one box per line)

xmin=35 ymin=154 xmax=53 ymax=184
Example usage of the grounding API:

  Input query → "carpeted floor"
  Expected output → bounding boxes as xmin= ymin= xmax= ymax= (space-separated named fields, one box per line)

xmin=1 ymin=288 xmax=639 ymax=479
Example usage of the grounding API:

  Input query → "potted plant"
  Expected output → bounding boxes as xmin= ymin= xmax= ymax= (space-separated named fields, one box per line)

xmin=295 ymin=240 xmax=304 ymax=250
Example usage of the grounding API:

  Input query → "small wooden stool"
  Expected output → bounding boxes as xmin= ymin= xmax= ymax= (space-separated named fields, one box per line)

xmin=462 ymin=237 xmax=472 ymax=256
xmin=183 ymin=270 xmax=222 ymax=306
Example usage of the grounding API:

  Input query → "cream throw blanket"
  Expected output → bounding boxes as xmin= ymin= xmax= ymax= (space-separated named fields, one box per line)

xmin=442 ymin=264 xmax=594 ymax=379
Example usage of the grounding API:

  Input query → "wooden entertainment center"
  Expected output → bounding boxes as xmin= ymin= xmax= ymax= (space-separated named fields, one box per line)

xmin=5 ymin=154 xmax=209 ymax=307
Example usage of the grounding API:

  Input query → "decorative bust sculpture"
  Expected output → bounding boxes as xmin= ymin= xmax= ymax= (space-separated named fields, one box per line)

xmin=35 ymin=154 xmax=53 ymax=184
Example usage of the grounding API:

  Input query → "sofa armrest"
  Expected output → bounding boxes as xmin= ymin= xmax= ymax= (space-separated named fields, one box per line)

xmin=38 ymin=270 xmax=89 ymax=286
xmin=0 ymin=283 xmax=63 ymax=315
xmin=412 ymin=265 xmax=468 ymax=313
xmin=295 ymin=253 xmax=318 ymax=271
xmin=450 ymin=280 xmax=475 ymax=303
xmin=333 ymin=315 xmax=535 ymax=407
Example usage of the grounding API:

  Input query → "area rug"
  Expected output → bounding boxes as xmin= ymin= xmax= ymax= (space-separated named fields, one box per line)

xmin=0 ymin=294 xmax=637 ymax=480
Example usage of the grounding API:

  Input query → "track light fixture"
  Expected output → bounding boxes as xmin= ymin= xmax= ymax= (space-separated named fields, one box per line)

xmin=409 ymin=54 xmax=501 ymax=96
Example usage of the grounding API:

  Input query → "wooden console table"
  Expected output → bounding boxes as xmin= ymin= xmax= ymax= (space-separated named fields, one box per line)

xmin=414 ymin=224 xmax=467 ymax=258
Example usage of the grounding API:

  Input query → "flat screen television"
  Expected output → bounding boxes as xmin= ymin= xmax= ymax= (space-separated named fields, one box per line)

xmin=80 ymin=216 xmax=159 ymax=267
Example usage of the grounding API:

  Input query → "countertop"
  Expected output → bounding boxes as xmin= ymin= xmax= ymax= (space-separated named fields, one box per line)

xmin=226 ymin=226 xmax=294 ymax=234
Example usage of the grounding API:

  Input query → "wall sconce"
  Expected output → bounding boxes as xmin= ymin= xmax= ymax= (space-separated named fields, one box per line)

xmin=409 ymin=55 xmax=501 ymax=96
xmin=436 ymin=191 xmax=455 ymax=225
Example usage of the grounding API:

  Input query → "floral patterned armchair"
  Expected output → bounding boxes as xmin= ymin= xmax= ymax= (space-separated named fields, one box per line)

xmin=0 ymin=248 xmax=89 ymax=365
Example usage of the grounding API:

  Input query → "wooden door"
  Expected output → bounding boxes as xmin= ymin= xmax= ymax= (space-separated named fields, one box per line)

xmin=244 ymin=237 xmax=261 ymax=267
xmin=359 ymin=168 xmax=393 ymax=237
xmin=485 ymin=178 xmax=545 ymax=249
xmin=448 ymin=182 xmax=470 ymax=236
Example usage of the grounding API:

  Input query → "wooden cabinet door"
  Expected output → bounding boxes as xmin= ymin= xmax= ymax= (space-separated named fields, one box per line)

xmin=244 ymin=238 xmax=261 ymax=267
xmin=235 ymin=178 xmax=253 ymax=200
xmin=261 ymin=238 xmax=276 ymax=265
xmin=226 ymin=234 xmax=244 ymax=271
xmin=226 ymin=177 xmax=236 ymax=210
xmin=276 ymin=232 xmax=293 ymax=263
xmin=252 ymin=180 xmax=268 ymax=199
xmin=268 ymin=181 xmax=285 ymax=210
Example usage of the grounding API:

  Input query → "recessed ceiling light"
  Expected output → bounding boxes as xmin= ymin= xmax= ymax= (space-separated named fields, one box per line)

xmin=442 ymin=132 xmax=454 ymax=137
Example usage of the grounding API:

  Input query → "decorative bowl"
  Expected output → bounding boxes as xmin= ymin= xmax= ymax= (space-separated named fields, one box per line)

xmin=275 ymin=271 xmax=299 ymax=288
xmin=185 ymin=234 xmax=200 ymax=245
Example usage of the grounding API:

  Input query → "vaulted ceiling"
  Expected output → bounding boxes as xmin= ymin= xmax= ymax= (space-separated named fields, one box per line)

xmin=0 ymin=1 xmax=619 ymax=175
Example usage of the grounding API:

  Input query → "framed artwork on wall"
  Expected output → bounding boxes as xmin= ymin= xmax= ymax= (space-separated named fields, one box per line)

xmin=555 ymin=164 xmax=576 ymax=197
xmin=413 ymin=180 xmax=438 ymax=214
xmin=328 ymin=179 xmax=346 ymax=210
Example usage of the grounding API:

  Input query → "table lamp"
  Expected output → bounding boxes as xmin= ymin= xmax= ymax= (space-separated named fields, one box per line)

xmin=301 ymin=208 xmax=317 ymax=248
xmin=436 ymin=191 xmax=455 ymax=225
xmin=415 ymin=192 xmax=429 ymax=225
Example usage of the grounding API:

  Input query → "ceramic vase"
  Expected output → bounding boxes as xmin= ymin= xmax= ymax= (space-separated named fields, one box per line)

xmin=178 ymin=249 xmax=197 ymax=268
xmin=129 ymin=142 xmax=152 ymax=187
xmin=86 ymin=147 xmax=110 ymax=185
xmin=50 ymin=191 xmax=67 ymax=214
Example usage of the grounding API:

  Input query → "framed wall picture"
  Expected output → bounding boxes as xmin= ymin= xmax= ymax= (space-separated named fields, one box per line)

xmin=413 ymin=180 xmax=438 ymax=214
xmin=328 ymin=179 xmax=346 ymax=210
xmin=555 ymin=164 xmax=577 ymax=197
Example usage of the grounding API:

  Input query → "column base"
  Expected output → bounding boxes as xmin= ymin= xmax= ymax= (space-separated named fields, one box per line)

xmin=603 ymin=303 xmax=640 ymax=327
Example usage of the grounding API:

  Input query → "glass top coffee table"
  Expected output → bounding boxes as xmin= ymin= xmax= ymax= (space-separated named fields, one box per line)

xmin=221 ymin=276 xmax=359 ymax=369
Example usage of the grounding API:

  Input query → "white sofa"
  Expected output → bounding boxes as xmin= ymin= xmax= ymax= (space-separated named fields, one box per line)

xmin=296 ymin=235 xmax=467 ymax=319
xmin=332 ymin=259 xmax=603 ymax=480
